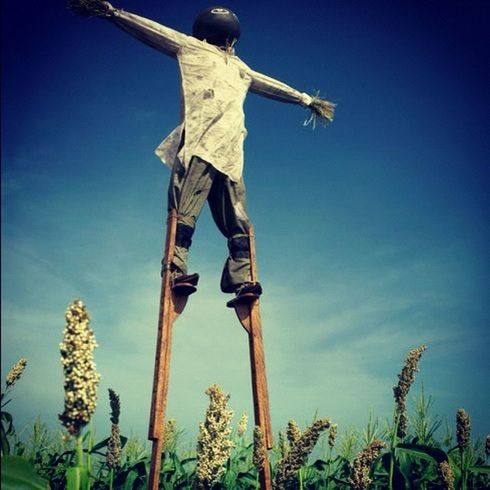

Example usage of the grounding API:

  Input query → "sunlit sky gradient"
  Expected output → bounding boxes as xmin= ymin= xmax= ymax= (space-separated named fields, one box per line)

xmin=2 ymin=0 xmax=489 ymax=445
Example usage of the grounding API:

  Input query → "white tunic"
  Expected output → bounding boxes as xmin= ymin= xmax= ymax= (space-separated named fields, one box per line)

xmin=113 ymin=9 xmax=312 ymax=182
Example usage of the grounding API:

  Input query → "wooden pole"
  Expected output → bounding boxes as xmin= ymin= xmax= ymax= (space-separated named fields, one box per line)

xmin=148 ymin=209 xmax=188 ymax=490
xmin=232 ymin=226 xmax=273 ymax=490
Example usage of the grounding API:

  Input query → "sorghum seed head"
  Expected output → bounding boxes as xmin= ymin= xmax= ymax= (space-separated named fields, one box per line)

xmin=5 ymin=358 xmax=27 ymax=388
xmin=237 ymin=413 xmax=248 ymax=437
xmin=437 ymin=461 xmax=455 ymax=490
xmin=393 ymin=345 xmax=427 ymax=438
xmin=162 ymin=419 xmax=177 ymax=451
xmin=456 ymin=408 xmax=470 ymax=450
xmin=253 ymin=426 xmax=266 ymax=470
xmin=278 ymin=431 xmax=288 ymax=460
xmin=106 ymin=423 xmax=121 ymax=468
xmin=195 ymin=385 xmax=234 ymax=488
xmin=58 ymin=300 xmax=101 ymax=436
xmin=348 ymin=439 xmax=385 ymax=490
xmin=274 ymin=418 xmax=331 ymax=490
xmin=328 ymin=424 xmax=338 ymax=449
xmin=485 ymin=434 xmax=490 ymax=457
xmin=286 ymin=420 xmax=302 ymax=446
xmin=108 ymin=389 xmax=120 ymax=425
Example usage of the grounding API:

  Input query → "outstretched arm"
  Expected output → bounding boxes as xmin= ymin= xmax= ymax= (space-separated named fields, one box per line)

xmin=68 ymin=0 xmax=190 ymax=57
xmin=249 ymin=69 xmax=312 ymax=106
xmin=249 ymin=68 xmax=335 ymax=125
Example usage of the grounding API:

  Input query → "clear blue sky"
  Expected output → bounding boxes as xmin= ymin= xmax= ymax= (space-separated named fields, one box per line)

xmin=2 ymin=0 xmax=489 ymax=445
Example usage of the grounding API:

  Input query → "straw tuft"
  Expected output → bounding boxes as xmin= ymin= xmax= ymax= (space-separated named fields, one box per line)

xmin=304 ymin=95 xmax=335 ymax=128
xmin=67 ymin=0 xmax=114 ymax=18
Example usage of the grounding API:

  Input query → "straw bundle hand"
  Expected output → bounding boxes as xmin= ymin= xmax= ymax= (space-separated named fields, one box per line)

xmin=304 ymin=95 xmax=336 ymax=128
xmin=68 ymin=0 xmax=115 ymax=18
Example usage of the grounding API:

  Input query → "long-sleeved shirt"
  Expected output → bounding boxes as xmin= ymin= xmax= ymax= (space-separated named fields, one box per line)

xmin=112 ymin=9 xmax=312 ymax=182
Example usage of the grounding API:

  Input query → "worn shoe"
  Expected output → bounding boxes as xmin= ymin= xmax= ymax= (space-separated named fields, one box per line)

xmin=226 ymin=282 xmax=262 ymax=308
xmin=172 ymin=272 xmax=199 ymax=296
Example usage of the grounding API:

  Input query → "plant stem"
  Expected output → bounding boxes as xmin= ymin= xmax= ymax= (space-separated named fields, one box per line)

xmin=325 ymin=446 xmax=333 ymax=489
xmin=388 ymin=413 xmax=400 ymax=490
xmin=109 ymin=468 xmax=114 ymax=490
xmin=75 ymin=435 xmax=84 ymax=467
xmin=299 ymin=467 xmax=303 ymax=490
xmin=87 ymin=422 xmax=94 ymax=489
xmin=460 ymin=447 xmax=467 ymax=490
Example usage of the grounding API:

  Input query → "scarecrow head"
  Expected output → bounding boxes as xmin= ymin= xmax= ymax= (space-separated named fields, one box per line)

xmin=192 ymin=6 xmax=240 ymax=49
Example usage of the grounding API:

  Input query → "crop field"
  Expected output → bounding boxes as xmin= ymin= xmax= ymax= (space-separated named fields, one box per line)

xmin=1 ymin=300 xmax=489 ymax=489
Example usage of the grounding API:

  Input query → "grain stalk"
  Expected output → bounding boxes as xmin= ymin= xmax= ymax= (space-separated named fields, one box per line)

xmin=58 ymin=299 xmax=100 ymax=490
xmin=1 ymin=358 xmax=28 ymax=455
xmin=456 ymin=408 xmax=470 ymax=490
xmin=195 ymin=385 xmax=234 ymax=489
xmin=389 ymin=345 xmax=427 ymax=489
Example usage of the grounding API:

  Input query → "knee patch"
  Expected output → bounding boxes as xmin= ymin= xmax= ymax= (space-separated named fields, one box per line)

xmin=175 ymin=223 xmax=194 ymax=249
xmin=228 ymin=235 xmax=250 ymax=259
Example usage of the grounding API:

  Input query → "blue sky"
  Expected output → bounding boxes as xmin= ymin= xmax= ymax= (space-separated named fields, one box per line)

xmin=2 ymin=0 xmax=489 ymax=446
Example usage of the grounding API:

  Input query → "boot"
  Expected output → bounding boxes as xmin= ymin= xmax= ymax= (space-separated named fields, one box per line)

xmin=172 ymin=272 xmax=199 ymax=296
xmin=226 ymin=282 xmax=262 ymax=308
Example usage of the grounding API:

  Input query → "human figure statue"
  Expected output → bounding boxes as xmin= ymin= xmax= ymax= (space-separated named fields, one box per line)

xmin=69 ymin=1 xmax=334 ymax=307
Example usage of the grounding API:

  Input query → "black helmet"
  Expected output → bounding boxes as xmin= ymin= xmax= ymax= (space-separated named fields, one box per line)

xmin=192 ymin=6 xmax=240 ymax=47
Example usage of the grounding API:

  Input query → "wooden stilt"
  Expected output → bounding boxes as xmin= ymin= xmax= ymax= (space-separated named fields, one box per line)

xmin=148 ymin=209 xmax=189 ymax=490
xmin=148 ymin=216 xmax=273 ymax=490
xmin=232 ymin=226 xmax=273 ymax=490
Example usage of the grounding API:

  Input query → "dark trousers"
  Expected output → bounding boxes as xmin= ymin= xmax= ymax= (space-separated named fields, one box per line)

xmin=167 ymin=156 xmax=253 ymax=293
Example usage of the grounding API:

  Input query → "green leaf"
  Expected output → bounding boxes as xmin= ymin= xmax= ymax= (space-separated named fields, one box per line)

xmin=1 ymin=421 xmax=11 ymax=455
xmin=397 ymin=443 xmax=448 ymax=464
xmin=1 ymin=411 xmax=14 ymax=435
xmin=121 ymin=470 xmax=139 ymax=490
xmin=1 ymin=455 xmax=49 ymax=490
xmin=469 ymin=465 xmax=490 ymax=474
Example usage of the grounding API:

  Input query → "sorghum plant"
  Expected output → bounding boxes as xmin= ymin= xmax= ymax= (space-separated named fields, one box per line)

xmin=5 ymin=358 xmax=27 ymax=389
xmin=106 ymin=389 xmax=121 ymax=490
xmin=237 ymin=413 xmax=248 ymax=438
xmin=389 ymin=345 xmax=427 ymax=489
xmin=456 ymin=408 xmax=471 ymax=490
xmin=273 ymin=417 xmax=331 ymax=490
xmin=286 ymin=420 xmax=302 ymax=447
xmin=58 ymin=299 xmax=100 ymax=490
xmin=348 ymin=439 xmax=385 ymax=490
xmin=393 ymin=345 xmax=427 ymax=438
xmin=195 ymin=385 xmax=234 ymax=489
xmin=253 ymin=426 xmax=266 ymax=472
xmin=1 ymin=357 xmax=28 ymax=455
xmin=437 ymin=460 xmax=455 ymax=490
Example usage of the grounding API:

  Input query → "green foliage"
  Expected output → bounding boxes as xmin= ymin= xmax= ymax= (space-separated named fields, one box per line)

xmin=1 ymin=413 xmax=489 ymax=489
xmin=1 ymin=455 xmax=50 ymax=490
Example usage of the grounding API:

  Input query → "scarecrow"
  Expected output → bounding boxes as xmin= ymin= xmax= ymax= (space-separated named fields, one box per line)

xmin=69 ymin=1 xmax=334 ymax=307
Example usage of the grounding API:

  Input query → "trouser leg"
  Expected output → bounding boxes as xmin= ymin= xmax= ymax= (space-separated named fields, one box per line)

xmin=207 ymin=172 xmax=253 ymax=293
xmin=167 ymin=156 xmax=215 ymax=274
